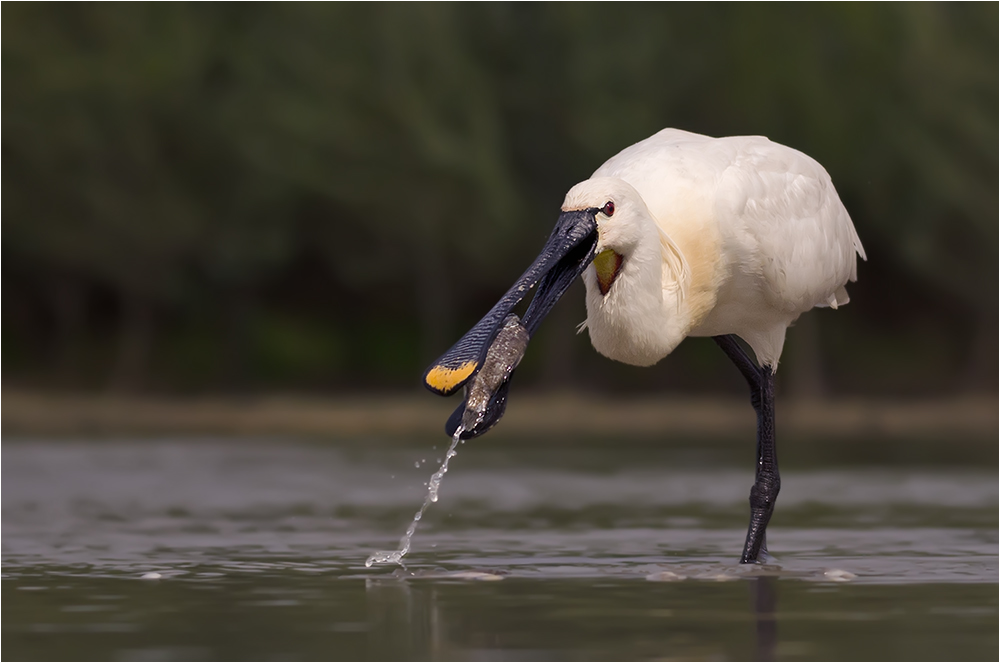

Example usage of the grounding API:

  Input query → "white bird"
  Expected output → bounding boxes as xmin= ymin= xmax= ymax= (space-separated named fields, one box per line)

xmin=424 ymin=128 xmax=866 ymax=563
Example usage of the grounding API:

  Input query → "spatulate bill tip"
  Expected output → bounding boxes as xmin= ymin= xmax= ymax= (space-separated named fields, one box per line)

xmin=423 ymin=360 xmax=479 ymax=396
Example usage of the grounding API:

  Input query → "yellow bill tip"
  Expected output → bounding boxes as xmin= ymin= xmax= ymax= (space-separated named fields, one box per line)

xmin=425 ymin=360 xmax=478 ymax=394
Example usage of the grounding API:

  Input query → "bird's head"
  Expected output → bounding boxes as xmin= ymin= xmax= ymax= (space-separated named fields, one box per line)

xmin=563 ymin=177 xmax=656 ymax=297
xmin=422 ymin=183 xmax=604 ymax=438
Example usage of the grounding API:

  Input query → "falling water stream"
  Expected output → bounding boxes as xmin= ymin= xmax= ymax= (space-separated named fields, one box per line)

xmin=365 ymin=428 xmax=464 ymax=567
xmin=366 ymin=314 xmax=530 ymax=568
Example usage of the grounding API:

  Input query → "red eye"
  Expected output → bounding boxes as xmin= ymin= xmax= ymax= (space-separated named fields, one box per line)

xmin=602 ymin=201 xmax=615 ymax=217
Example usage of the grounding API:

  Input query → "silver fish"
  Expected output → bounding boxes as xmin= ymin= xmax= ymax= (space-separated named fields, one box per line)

xmin=462 ymin=314 xmax=529 ymax=431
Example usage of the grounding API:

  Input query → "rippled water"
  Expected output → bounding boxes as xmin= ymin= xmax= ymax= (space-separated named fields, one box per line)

xmin=4 ymin=437 xmax=997 ymax=660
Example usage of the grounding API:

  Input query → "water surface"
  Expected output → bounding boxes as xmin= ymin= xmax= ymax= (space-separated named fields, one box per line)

xmin=3 ymin=437 xmax=997 ymax=660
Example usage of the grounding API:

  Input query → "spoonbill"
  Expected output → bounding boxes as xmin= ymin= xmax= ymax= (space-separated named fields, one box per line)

xmin=422 ymin=128 xmax=866 ymax=563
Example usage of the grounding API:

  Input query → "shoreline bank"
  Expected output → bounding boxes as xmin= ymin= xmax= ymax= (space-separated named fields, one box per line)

xmin=3 ymin=390 xmax=995 ymax=440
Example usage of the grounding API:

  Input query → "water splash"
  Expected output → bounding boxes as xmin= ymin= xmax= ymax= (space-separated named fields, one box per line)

xmin=366 ymin=428 xmax=464 ymax=567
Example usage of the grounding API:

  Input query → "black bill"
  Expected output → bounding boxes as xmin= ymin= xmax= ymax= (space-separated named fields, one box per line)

xmin=423 ymin=208 xmax=600 ymax=438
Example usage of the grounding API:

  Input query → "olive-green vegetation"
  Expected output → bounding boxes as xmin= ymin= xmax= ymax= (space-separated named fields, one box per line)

xmin=4 ymin=4 xmax=997 ymax=396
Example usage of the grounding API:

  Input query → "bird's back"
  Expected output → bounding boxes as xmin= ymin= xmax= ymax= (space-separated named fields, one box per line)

xmin=592 ymin=129 xmax=866 ymax=366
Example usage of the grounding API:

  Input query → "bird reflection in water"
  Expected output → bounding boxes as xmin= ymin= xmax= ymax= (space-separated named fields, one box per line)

xmin=363 ymin=574 xmax=780 ymax=660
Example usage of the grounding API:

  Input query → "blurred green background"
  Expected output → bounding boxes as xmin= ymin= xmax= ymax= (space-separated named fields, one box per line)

xmin=4 ymin=3 xmax=997 ymax=399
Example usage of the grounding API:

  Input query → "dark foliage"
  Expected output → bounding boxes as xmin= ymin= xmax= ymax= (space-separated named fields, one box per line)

xmin=3 ymin=4 xmax=997 ymax=395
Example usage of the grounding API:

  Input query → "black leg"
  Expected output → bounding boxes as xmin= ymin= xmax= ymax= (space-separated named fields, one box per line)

xmin=745 ymin=367 xmax=778 ymax=563
xmin=713 ymin=335 xmax=781 ymax=564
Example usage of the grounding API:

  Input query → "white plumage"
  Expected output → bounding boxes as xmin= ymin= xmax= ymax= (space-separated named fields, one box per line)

xmin=567 ymin=128 xmax=866 ymax=370
xmin=424 ymin=128 xmax=865 ymax=562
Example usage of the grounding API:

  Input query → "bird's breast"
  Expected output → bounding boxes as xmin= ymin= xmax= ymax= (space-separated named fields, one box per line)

xmin=581 ymin=264 xmax=690 ymax=368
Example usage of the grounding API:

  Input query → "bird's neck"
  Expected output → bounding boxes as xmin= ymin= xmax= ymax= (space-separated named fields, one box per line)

xmin=583 ymin=221 xmax=695 ymax=368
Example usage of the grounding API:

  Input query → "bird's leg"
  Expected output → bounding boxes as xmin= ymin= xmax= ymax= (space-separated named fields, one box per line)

xmin=713 ymin=335 xmax=780 ymax=564
xmin=745 ymin=367 xmax=778 ymax=563
xmin=713 ymin=335 xmax=761 ymax=392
